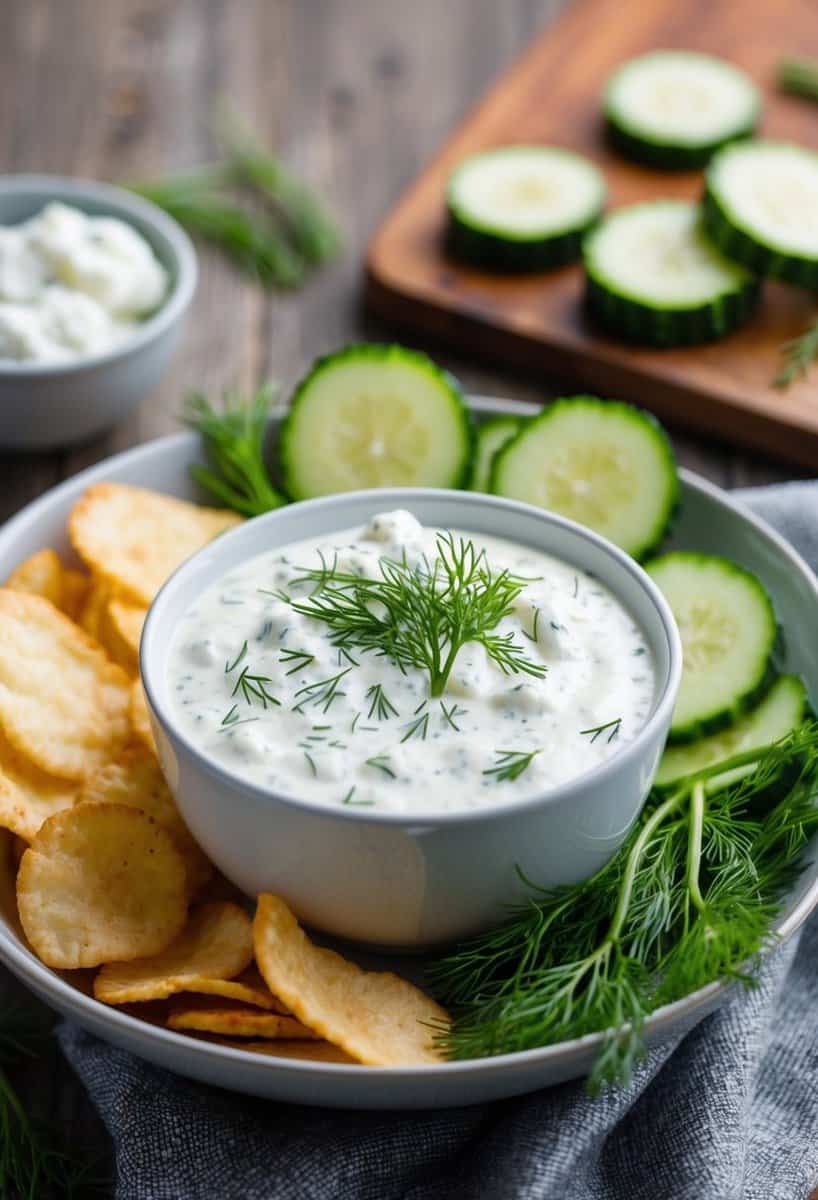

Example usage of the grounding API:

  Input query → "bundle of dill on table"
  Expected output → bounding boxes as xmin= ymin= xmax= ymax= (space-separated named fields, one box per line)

xmin=129 ymin=108 xmax=340 ymax=290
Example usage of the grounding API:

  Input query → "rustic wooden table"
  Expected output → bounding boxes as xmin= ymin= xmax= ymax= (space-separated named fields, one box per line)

xmin=0 ymin=0 xmax=805 ymax=1188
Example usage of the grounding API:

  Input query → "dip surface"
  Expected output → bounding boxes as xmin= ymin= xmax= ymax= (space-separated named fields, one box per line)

xmin=167 ymin=510 xmax=656 ymax=813
xmin=0 ymin=201 xmax=168 ymax=362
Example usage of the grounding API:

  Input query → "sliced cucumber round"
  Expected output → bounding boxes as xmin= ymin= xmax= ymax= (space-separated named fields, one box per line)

xmin=469 ymin=416 xmax=522 ymax=493
xmin=703 ymin=140 xmax=818 ymax=288
xmin=490 ymin=396 xmax=678 ymax=560
xmin=605 ymin=51 xmax=760 ymax=170
xmin=446 ymin=146 xmax=606 ymax=271
xmin=645 ymin=552 xmax=777 ymax=743
xmin=656 ymin=674 xmax=807 ymax=788
xmin=280 ymin=345 xmax=473 ymax=499
xmin=583 ymin=201 xmax=759 ymax=347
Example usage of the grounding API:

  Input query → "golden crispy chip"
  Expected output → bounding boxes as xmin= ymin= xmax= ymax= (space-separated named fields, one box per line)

xmin=77 ymin=578 xmax=110 ymax=643
xmin=253 ymin=895 xmax=450 ymax=1066
xmin=69 ymin=483 xmax=242 ymax=607
xmin=0 ymin=590 xmax=131 ymax=781
xmin=167 ymin=995 xmax=318 ymax=1039
xmin=6 ymin=549 xmax=64 ymax=606
xmin=101 ymin=600 xmax=146 ymax=675
xmin=180 ymin=965 xmax=289 ymax=1012
xmin=130 ymin=680 xmax=156 ymax=756
xmin=0 ymin=732 xmax=78 ymax=842
xmin=216 ymin=1039 xmax=356 ymax=1063
xmin=17 ymin=803 xmax=188 ymax=968
xmin=93 ymin=901 xmax=252 ymax=1004
xmin=78 ymin=748 xmax=211 ymax=894
xmin=58 ymin=568 xmax=89 ymax=623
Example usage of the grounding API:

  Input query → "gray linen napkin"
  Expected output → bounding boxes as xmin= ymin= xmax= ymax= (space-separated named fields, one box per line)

xmin=58 ymin=481 xmax=818 ymax=1200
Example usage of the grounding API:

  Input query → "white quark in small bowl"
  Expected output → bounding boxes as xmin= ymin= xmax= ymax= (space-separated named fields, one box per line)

xmin=142 ymin=489 xmax=682 ymax=948
xmin=0 ymin=176 xmax=196 ymax=449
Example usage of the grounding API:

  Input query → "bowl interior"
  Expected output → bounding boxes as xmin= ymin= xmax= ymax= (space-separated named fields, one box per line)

xmin=141 ymin=486 xmax=681 ymax=822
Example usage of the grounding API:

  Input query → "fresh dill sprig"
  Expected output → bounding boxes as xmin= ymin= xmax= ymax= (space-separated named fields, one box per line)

xmin=216 ymin=106 xmax=342 ymax=267
xmin=289 ymin=533 xmax=546 ymax=698
xmin=303 ymin=750 xmax=317 ymax=776
xmin=431 ymin=724 xmax=818 ymax=1090
xmin=220 ymin=704 xmax=259 ymax=731
xmin=279 ymin=647 xmax=316 ymax=675
xmin=365 ymin=755 xmax=397 ymax=778
xmin=184 ymin=387 xmax=285 ymax=516
xmin=341 ymin=785 xmax=373 ymax=807
xmin=522 ymin=606 xmax=540 ymax=642
xmin=232 ymin=665 xmax=280 ymax=708
xmin=0 ymin=1007 xmax=104 ymax=1199
xmin=580 ymin=717 xmax=622 ymax=744
xmin=293 ymin=668 xmax=351 ymax=715
xmin=483 ymin=748 xmax=542 ymax=782
xmin=224 ymin=641 xmax=248 ymax=674
xmin=773 ymin=316 xmax=818 ymax=388
xmin=777 ymin=55 xmax=818 ymax=103
xmin=366 ymin=683 xmax=399 ymax=721
xmin=401 ymin=711 xmax=430 ymax=743
xmin=440 ymin=700 xmax=467 ymax=731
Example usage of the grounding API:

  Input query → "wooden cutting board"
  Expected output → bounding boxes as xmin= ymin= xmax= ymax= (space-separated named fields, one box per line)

xmin=365 ymin=0 xmax=818 ymax=467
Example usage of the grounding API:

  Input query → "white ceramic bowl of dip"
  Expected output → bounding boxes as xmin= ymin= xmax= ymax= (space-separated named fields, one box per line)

xmin=0 ymin=175 xmax=197 ymax=449
xmin=141 ymin=488 xmax=682 ymax=948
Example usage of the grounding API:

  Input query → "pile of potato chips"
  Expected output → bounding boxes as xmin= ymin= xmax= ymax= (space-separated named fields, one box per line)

xmin=0 ymin=482 xmax=447 ymax=1067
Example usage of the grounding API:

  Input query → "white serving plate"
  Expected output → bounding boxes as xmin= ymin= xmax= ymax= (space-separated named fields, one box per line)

xmin=1 ymin=396 xmax=817 ymax=1110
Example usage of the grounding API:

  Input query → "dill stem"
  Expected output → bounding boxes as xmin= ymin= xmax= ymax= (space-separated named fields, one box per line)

xmin=608 ymin=790 xmax=687 ymax=943
xmin=686 ymin=782 xmax=707 ymax=914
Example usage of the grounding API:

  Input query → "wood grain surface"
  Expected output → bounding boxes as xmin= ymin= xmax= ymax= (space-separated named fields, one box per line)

xmin=367 ymin=0 xmax=818 ymax=467
xmin=0 ymin=0 xmax=809 ymax=1191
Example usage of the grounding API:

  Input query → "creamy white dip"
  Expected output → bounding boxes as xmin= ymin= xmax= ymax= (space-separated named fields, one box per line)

xmin=0 ymin=202 xmax=168 ymax=362
xmin=167 ymin=511 xmax=656 ymax=814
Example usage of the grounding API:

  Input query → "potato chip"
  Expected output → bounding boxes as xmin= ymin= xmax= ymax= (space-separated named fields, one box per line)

xmin=167 ymin=995 xmax=317 ymax=1039
xmin=0 ymin=590 xmax=131 ymax=780
xmin=77 ymin=578 xmax=110 ymax=643
xmin=78 ymin=748 xmax=211 ymax=893
xmin=180 ymin=965 xmax=288 ymax=1012
xmin=253 ymin=895 xmax=449 ymax=1066
xmin=58 ymin=569 xmax=89 ymax=623
xmin=130 ymin=680 xmax=156 ymax=756
xmin=6 ymin=549 xmax=64 ymax=607
xmin=101 ymin=599 xmax=146 ymax=675
xmin=0 ymin=732 xmax=78 ymax=842
xmin=17 ymin=803 xmax=188 ymax=968
xmin=217 ymin=1039 xmax=356 ymax=1064
xmin=93 ymin=901 xmax=252 ymax=1004
xmin=69 ymin=483 xmax=242 ymax=607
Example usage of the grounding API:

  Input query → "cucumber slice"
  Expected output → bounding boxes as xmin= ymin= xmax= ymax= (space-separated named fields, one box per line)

xmin=583 ymin=201 xmax=759 ymax=347
xmin=703 ymin=140 xmax=818 ymax=287
xmin=490 ymin=396 xmax=678 ymax=560
xmin=469 ymin=416 xmax=522 ymax=493
xmin=446 ymin=146 xmax=606 ymax=271
xmin=280 ymin=345 xmax=473 ymax=499
xmin=645 ymin=552 xmax=777 ymax=743
xmin=605 ymin=51 xmax=760 ymax=170
xmin=656 ymin=674 xmax=807 ymax=788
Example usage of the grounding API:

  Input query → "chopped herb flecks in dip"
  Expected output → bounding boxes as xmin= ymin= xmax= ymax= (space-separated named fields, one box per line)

xmin=167 ymin=510 xmax=656 ymax=813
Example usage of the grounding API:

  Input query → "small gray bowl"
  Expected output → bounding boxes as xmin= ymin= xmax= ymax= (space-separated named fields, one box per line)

xmin=0 ymin=175 xmax=197 ymax=450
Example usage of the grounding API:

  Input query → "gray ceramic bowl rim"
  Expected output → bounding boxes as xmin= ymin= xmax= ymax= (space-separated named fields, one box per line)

xmin=0 ymin=174 xmax=197 ymax=377
xmin=141 ymin=487 xmax=684 ymax=827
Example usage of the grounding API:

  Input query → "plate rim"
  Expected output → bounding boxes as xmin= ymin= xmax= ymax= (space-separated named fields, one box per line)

xmin=1 ymin=394 xmax=817 ymax=1087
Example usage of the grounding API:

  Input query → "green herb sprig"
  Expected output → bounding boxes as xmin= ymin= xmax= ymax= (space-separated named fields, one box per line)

xmin=289 ymin=534 xmax=546 ymax=698
xmin=777 ymin=55 xmax=818 ymax=103
xmin=431 ymin=725 xmax=818 ymax=1090
xmin=129 ymin=109 xmax=340 ymax=289
xmin=0 ymin=1007 xmax=103 ymax=1198
xmin=483 ymin=747 xmax=542 ymax=782
xmin=773 ymin=317 xmax=818 ymax=388
xmin=185 ymin=387 xmax=285 ymax=516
